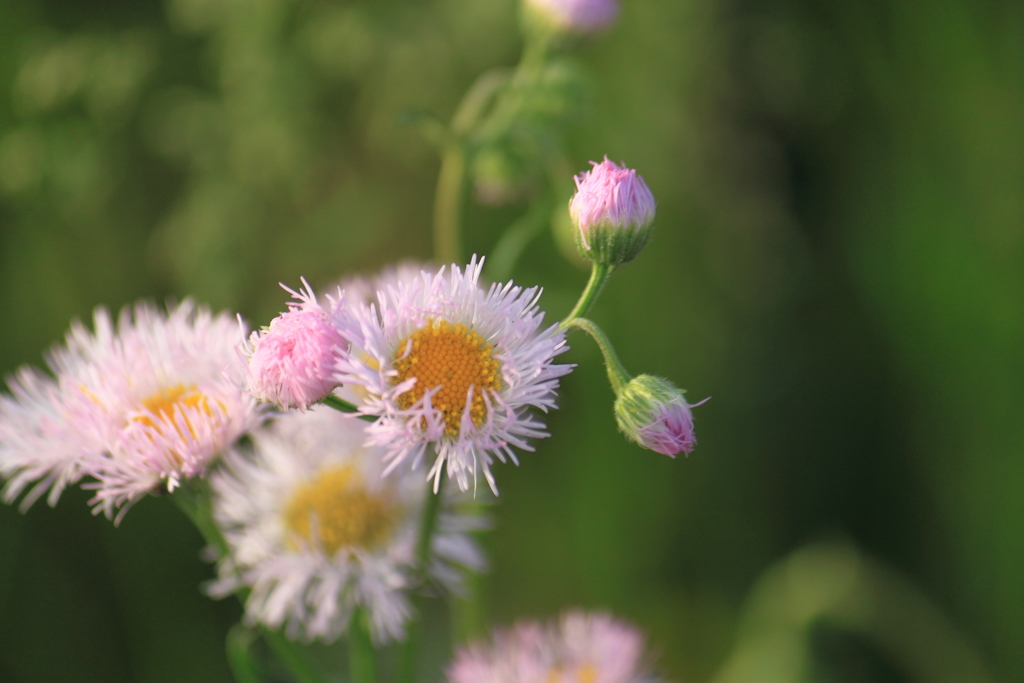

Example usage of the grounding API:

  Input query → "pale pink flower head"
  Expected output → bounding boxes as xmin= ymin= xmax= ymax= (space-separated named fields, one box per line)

xmin=523 ymin=0 xmax=619 ymax=34
xmin=614 ymin=375 xmax=703 ymax=457
xmin=447 ymin=611 xmax=660 ymax=683
xmin=569 ymin=157 xmax=656 ymax=266
xmin=0 ymin=300 xmax=261 ymax=522
xmin=244 ymin=279 xmax=347 ymax=410
xmin=333 ymin=256 xmax=572 ymax=495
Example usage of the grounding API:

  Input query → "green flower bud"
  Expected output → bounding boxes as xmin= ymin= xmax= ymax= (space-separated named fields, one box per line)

xmin=614 ymin=375 xmax=700 ymax=457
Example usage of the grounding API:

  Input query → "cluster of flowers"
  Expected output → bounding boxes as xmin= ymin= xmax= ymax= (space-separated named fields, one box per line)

xmin=0 ymin=153 xmax=694 ymax=678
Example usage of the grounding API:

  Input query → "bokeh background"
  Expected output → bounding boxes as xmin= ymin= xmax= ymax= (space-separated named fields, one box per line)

xmin=1 ymin=0 xmax=1022 ymax=681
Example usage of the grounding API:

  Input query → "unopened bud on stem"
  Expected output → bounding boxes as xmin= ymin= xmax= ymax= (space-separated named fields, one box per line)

xmin=569 ymin=156 xmax=656 ymax=266
xmin=614 ymin=375 xmax=702 ymax=457
xmin=522 ymin=0 xmax=619 ymax=35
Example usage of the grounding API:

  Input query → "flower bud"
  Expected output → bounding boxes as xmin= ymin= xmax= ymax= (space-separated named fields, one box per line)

xmin=614 ymin=375 xmax=699 ymax=457
xmin=243 ymin=283 xmax=347 ymax=410
xmin=569 ymin=156 xmax=656 ymax=266
xmin=522 ymin=0 xmax=619 ymax=34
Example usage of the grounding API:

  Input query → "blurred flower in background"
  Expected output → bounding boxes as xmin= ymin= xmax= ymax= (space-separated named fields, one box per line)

xmin=0 ymin=300 xmax=257 ymax=521
xmin=522 ymin=0 xmax=619 ymax=35
xmin=208 ymin=408 xmax=485 ymax=644
xmin=448 ymin=611 xmax=658 ymax=683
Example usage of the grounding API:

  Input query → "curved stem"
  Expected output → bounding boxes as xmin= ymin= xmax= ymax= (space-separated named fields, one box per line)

xmin=486 ymin=197 xmax=550 ymax=282
xmin=434 ymin=146 xmax=466 ymax=265
xmin=562 ymin=262 xmax=614 ymax=325
xmin=472 ymin=32 xmax=553 ymax=145
xmin=710 ymin=544 xmax=995 ymax=683
xmin=451 ymin=69 xmax=513 ymax=135
xmin=562 ymin=317 xmax=632 ymax=395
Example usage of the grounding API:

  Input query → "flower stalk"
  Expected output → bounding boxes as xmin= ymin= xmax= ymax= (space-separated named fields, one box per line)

xmin=561 ymin=317 xmax=631 ymax=394
xmin=348 ymin=610 xmax=376 ymax=683
xmin=562 ymin=262 xmax=615 ymax=326
xmin=434 ymin=146 xmax=467 ymax=266
xmin=398 ymin=476 xmax=447 ymax=683
xmin=171 ymin=483 xmax=327 ymax=683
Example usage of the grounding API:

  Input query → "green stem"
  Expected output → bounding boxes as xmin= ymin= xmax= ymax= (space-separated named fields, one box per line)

xmin=454 ymin=518 xmax=489 ymax=647
xmin=562 ymin=262 xmax=614 ymax=325
xmin=348 ymin=610 xmax=376 ymax=683
xmin=451 ymin=69 xmax=513 ymax=135
xmin=262 ymin=629 xmax=324 ymax=683
xmin=472 ymin=31 xmax=552 ymax=145
xmin=226 ymin=625 xmax=261 ymax=683
xmin=170 ymin=485 xmax=326 ymax=683
xmin=432 ymin=26 xmax=554 ymax=268
xmin=170 ymin=480 xmax=229 ymax=557
xmin=434 ymin=146 xmax=466 ymax=265
xmin=415 ymin=475 xmax=445 ymax=570
xmin=397 ymin=476 xmax=447 ymax=683
xmin=562 ymin=317 xmax=632 ymax=395
xmin=486 ymin=198 xmax=551 ymax=282
xmin=322 ymin=394 xmax=377 ymax=422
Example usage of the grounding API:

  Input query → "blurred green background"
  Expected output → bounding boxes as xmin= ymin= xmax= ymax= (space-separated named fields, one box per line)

xmin=1 ymin=0 xmax=1022 ymax=681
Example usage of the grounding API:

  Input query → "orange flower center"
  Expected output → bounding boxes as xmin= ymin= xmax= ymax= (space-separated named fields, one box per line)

xmin=132 ymin=383 xmax=217 ymax=439
xmin=546 ymin=664 xmax=599 ymax=683
xmin=392 ymin=320 xmax=501 ymax=437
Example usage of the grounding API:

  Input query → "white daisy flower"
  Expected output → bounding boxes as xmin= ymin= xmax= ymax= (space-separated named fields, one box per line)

xmin=334 ymin=256 xmax=572 ymax=494
xmin=207 ymin=407 xmax=485 ymax=643
xmin=0 ymin=300 xmax=260 ymax=522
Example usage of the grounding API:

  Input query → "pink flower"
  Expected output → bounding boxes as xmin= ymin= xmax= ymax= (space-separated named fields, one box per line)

xmin=447 ymin=611 xmax=657 ymax=683
xmin=243 ymin=280 xmax=348 ymax=410
xmin=0 ymin=300 xmax=260 ymax=521
xmin=568 ymin=157 xmax=656 ymax=265
xmin=524 ymin=0 xmax=619 ymax=34
xmin=614 ymin=375 xmax=703 ymax=457
xmin=333 ymin=257 xmax=572 ymax=494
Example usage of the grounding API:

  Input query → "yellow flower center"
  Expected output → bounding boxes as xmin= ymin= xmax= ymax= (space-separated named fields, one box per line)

xmin=546 ymin=665 xmax=599 ymax=683
xmin=132 ymin=383 xmax=216 ymax=438
xmin=282 ymin=466 xmax=396 ymax=555
xmin=392 ymin=320 xmax=501 ymax=437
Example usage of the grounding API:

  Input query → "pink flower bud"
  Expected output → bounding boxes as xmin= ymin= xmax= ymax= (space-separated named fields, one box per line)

xmin=569 ymin=156 xmax=656 ymax=265
xmin=614 ymin=375 xmax=702 ymax=457
xmin=523 ymin=0 xmax=619 ymax=34
xmin=243 ymin=281 xmax=347 ymax=410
